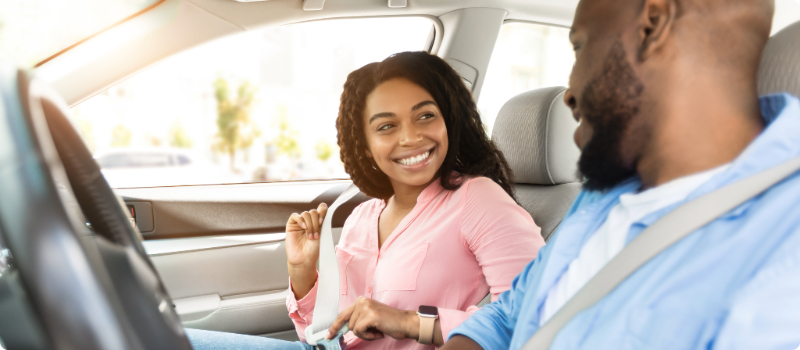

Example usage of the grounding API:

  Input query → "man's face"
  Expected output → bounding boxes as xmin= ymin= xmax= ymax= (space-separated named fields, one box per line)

xmin=566 ymin=0 xmax=648 ymax=191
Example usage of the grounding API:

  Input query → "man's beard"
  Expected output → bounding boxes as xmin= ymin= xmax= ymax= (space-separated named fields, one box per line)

xmin=578 ymin=41 xmax=646 ymax=191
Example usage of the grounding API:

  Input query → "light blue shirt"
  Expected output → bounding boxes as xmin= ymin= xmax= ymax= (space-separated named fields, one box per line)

xmin=450 ymin=93 xmax=800 ymax=350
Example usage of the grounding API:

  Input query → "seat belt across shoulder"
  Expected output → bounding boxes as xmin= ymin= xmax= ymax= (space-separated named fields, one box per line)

xmin=305 ymin=183 xmax=361 ymax=348
xmin=522 ymin=156 xmax=800 ymax=350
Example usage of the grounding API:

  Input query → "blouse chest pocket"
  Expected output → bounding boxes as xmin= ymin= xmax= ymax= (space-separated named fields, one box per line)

xmin=376 ymin=243 xmax=429 ymax=293
xmin=335 ymin=248 xmax=354 ymax=295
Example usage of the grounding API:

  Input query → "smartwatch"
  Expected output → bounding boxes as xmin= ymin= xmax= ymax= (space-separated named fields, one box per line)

xmin=417 ymin=305 xmax=439 ymax=345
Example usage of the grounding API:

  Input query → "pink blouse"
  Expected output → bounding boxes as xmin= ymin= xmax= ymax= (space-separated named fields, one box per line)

xmin=285 ymin=176 xmax=545 ymax=349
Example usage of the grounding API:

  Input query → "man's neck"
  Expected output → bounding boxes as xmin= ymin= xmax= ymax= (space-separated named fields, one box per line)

xmin=636 ymin=85 xmax=764 ymax=189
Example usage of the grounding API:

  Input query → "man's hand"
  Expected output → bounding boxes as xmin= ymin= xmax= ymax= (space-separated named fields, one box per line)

xmin=326 ymin=297 xmax=418 ymax=342
xmin=439 ymin=335 xmax=484 ymax=350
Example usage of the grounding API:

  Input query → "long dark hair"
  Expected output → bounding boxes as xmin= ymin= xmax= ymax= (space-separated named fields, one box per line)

xmin=336 ymin=51 xmax=515 ymax=200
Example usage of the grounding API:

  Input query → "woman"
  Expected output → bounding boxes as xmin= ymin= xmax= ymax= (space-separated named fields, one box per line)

xmin=187 ymin=51 xmax=545 ymax=350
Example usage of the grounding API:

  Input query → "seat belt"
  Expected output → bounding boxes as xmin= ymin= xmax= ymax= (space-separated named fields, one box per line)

xmin=305 ymin=183 xmax=361 ymax=349
xmin=521 ymin=155 xmax=800 ymax=350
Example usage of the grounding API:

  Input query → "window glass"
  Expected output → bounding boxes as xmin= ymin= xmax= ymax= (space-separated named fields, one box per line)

xmin=773 ymin=0 xmax=800 ymax=35
xmin=69 ymin=17 xmax=433 ymax=188
xmin=477 ymin=22 xmax=574 ymax=135
xmin=0 ymin=0 xmax=160 ymax=67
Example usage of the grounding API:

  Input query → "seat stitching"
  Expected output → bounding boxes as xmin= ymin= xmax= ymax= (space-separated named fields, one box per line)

xmin=543 ymin=88 xmax=565 ymax=185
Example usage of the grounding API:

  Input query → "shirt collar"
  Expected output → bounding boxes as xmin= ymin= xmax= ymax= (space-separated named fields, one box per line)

xmin=416 ymin=174 xmax=456 ymax=204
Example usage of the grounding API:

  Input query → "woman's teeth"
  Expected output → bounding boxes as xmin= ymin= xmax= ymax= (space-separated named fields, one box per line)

xmin=397 ymin=151 xmax=431 ymax=166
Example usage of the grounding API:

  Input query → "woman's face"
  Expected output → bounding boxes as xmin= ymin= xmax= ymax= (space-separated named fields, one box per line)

xmin=363 ymin=78 xmax=448 ymax=191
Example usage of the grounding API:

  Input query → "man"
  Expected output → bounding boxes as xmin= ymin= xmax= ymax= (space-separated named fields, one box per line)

xmin=440 ymin=0 xmax=800 ymax=349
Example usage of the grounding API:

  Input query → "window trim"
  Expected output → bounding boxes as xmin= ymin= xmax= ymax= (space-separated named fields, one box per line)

xmin=502 ymin=19 xmax=570 ymax=30
xmin=34 ymin=0 xmax=167 ymax=68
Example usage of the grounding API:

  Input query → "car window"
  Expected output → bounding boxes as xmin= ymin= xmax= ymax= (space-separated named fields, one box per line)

xmin=69 ymin=17 xmax=434 ymax=188
xmin=0 ymin=0 xmax=161 ymax=67
xmin=477 ymin=22 xmax=574 ymax=136
xmin=773 ymin=0 xmax=800 ymax=35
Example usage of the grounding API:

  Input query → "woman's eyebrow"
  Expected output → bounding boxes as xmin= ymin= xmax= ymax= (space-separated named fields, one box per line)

xmin=369 ymin=112 xmax=395 ymax=124
xmin=411 ymin=100 xmax=436 ymax=111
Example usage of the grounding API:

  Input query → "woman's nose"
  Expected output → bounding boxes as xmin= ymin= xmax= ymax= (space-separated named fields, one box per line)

xmin=399 ymin=124 xmax=423 ymax=145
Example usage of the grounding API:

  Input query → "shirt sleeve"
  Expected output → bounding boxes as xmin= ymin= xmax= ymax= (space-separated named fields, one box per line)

xmin=439 ymin=178 xmax=545 ymax=341
xmin=448 ymin=255 xmax=542 ymax=350
xmin=459 ymin=177 xmax=545 ymax=299
xmin=285 ymin=272 xmax=319 ymax=342
xmin=713 ymin=249 xmax=800 ymax=350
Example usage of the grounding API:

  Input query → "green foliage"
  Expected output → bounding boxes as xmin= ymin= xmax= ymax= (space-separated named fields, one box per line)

xmin=110 ymin=124 xmax=132 ymax=148
xmin=212 ymin=77 xmax=260 ymax=169
xmin=273 ymin=105 xmax=301 ymax=159
xmin=168 ymin=121 xmax=193 ymax=148
xmin=315 ymin=139 xmax=333 ymax=162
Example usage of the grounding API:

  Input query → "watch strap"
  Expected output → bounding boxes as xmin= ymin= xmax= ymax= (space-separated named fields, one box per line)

xmin=418 ymin=314 xmax=436 ymax=345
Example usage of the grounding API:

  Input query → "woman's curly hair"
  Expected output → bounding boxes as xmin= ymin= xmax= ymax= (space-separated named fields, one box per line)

xmin=336 ymin=51 xmax=515 ymax=200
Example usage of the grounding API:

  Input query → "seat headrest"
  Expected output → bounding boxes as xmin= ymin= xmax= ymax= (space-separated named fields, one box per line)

xmin=492 ymin=86 xmax=580 ymax=186
xmin=758 ymin=20 xmax=800 ymax=97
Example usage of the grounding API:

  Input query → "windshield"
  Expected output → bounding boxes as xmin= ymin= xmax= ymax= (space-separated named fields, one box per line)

xmin=0 ymin=0 xmax=161 ymax=68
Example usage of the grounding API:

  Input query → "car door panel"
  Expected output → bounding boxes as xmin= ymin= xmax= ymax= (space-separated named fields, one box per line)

xmin=117 ymin=181 xmax=369 ymax=339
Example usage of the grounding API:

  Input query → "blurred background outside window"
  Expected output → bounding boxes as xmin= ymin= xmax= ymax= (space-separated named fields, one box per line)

xmin=477 ymin=22 xmax=574 ymax=136
xmin=67 ymin=17 xmax=433 ymax=188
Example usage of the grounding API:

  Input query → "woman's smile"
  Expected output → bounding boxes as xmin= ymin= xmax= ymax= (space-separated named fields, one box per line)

xmin=393 ymin=146 xmax=436 ymax=169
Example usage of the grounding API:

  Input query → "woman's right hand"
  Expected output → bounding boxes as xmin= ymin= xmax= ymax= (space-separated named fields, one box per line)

xmin=286 ymin=202 xmax=328 ymax=267
xmin=286 ymin=203 xmax=328 ymax=299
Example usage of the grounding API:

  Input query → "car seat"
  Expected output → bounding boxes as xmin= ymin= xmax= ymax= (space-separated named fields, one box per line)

xmin=491 ymin=86 xmax=582 ymax=241
xmin=758 ymin=19 xmax=800 ymax=97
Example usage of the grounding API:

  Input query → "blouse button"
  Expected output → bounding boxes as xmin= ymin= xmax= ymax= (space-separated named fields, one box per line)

xmin=367 ymin=287 xmax=373 ymax=294
xmin=298 ymin=307 xmax=305 ymax=313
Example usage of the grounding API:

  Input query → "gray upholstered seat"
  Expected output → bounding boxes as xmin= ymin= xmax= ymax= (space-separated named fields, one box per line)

xmin=492 ymin=86 xmax=581 ymax=241
xmin=758 ymin=20 xmax=800 ymax=97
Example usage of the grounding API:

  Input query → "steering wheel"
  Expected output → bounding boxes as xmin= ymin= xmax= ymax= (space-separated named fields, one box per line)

xmin=0 ymin=70 xmax=194 ymax=350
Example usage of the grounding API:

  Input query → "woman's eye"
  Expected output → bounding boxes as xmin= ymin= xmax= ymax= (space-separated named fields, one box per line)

xmin=377 ymin=124 xmax=394 ymax=131
xmin=419 ymin=113 xmax=435 ymax=120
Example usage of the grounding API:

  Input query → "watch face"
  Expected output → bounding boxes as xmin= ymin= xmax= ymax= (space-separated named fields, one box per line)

xmin=418 ymin=305 xmax=438 ymax=316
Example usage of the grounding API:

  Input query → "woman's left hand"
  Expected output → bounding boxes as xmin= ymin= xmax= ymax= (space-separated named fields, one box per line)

xmin=326 ymin=297 xmax=419 ymax=342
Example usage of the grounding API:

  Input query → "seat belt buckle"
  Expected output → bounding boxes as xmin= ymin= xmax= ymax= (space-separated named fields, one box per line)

xmin=308 ymin=324 xmax=348 ymax=350
xmin=314 ymin=334 xmax=345 ymax=350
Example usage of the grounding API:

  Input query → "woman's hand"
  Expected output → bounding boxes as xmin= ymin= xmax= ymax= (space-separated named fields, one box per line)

xmin=285 ymin=203 xmax=327 ymax=299
xmin=326 ymin=297 xmax=419 ymax=342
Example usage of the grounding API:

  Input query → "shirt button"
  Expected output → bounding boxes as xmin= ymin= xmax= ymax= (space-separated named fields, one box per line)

xmin=299 ymin=307 xmax=305 ymax=312
xmin=367 ymin=287 xmax=372 ymax=293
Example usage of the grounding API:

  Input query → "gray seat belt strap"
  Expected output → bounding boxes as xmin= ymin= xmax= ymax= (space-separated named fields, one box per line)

xmin=305 ymin=183 xmax=361 ymax=346
xmin=522 ymin=156 xmax=800 ymax=350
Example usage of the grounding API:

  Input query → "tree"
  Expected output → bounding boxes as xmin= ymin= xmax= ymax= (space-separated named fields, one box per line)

xmin=315 ymin=139 xmax=333 ymax=162
xmin=168 ymin=121 xmax=193 ymax=148
xmin=273 ymin=106 xmax=301 ymax=159
xmin=111 ymin=124 xmax=132 ymax=148
xmin=212 ymin=78 xmax=260 ymax=170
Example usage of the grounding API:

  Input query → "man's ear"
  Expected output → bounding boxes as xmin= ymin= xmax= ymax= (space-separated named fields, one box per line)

xmin=637 ymin=0 xmax=677 ymax=62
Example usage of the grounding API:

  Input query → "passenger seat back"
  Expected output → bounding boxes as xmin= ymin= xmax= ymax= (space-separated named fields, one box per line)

xmin=758 ymin=20 xmax=800 ymax=97
xmin=492 ymin=86 xmax=581 ymax=241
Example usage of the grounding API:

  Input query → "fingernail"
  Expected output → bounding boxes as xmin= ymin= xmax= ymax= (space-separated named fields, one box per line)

xmin=319 ymin=217 xmax=323 ymax=225
xmin=315 ymin=232 xmax=320 ymax=240
xmin=301 ymin=222 xmax=306 ymax=229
